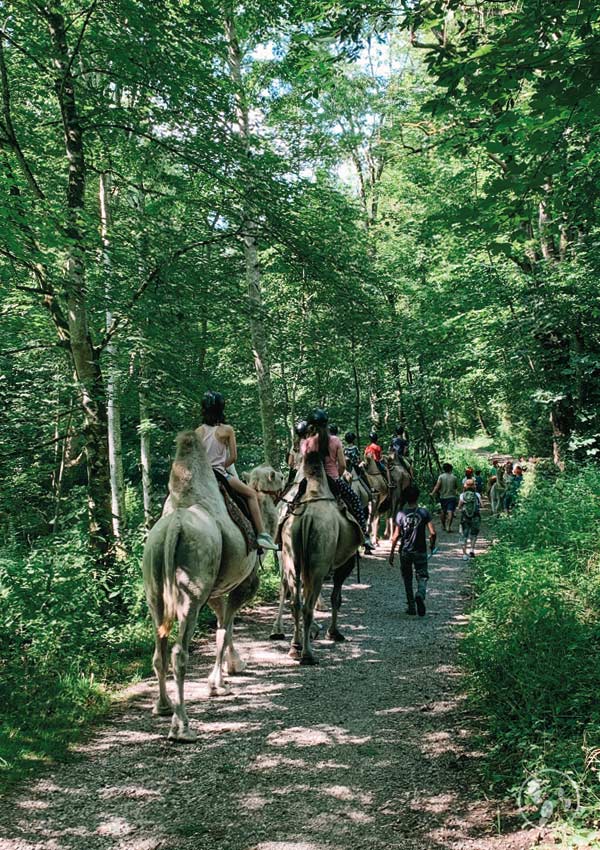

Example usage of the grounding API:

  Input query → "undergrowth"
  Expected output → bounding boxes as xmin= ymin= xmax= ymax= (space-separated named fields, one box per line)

xmin=463 ymin=463 xmax=600 ymax=833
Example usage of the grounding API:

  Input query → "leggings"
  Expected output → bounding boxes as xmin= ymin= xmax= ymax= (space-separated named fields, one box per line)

xmin=328 ymin=476 xmax=368 ymax=533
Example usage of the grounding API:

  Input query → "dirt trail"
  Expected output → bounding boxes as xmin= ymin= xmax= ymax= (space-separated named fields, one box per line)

xmin=1 ymin=522 xmax=537 ymax=850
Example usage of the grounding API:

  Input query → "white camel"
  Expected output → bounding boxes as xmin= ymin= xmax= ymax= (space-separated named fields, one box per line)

xmin=143 ymin=431 xmax=278 ymax=742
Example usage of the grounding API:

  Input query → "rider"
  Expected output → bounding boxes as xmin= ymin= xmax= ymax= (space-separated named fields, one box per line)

xmin=287 ymin=419 xmax=308 ymax=486
xmin=301 ymin=409 xmax=372 ymax=546
xmin=196 ymin=391 xmax=278 ymax=550
xmin=344 ymin=431 xmax=372 ymax=499
xmin=390 ymin=425 xmax=409 ymax=461
xmin=364 ymin=431 xmax=393 ymax=488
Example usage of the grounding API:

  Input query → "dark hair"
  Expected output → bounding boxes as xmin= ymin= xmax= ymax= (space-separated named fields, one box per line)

xmin=329 ymin=424 xmax=338 ymax=436
xmin=307 ymin=422 xmax=329 ymax=459
xmin=369 ymin=431 xmax=378 ymax=442
xmin=404 ymin=484 xmax=420 ymax=504
xmin=475 ymin=469 xmax=482 ymax=475
xmin=202 ymin=391 xmax=225 ymax=426
xmin=443 ymin=462 xmax=453 ymax=473
xmin=395 ymin=425 xmax=405 ymax=436
xmin=345 ymin=431 xmax=356 ymax=444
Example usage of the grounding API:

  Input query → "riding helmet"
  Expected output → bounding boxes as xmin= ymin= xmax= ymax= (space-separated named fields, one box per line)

xmin=329 ymin=424 xmax=338 ymax=435
xmin=369 ymin=431 xmax=378 ymax=442
xmin=294 ymin=419 xmax=308 ymax=437
xmin=308 ymin=408 xmax=328 ymax=426
xmin=345 ymin=431 xmax=356 ymax=443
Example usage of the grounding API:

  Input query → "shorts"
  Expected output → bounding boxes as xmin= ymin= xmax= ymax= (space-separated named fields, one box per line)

xmin=460 ymin=514 xmax=481 ymax=537
xmin=440 ymin=497 xmax=457 ymax=514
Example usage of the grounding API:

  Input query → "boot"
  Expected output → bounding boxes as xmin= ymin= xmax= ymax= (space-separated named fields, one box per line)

xmin=415 ymin=577 xmax=427 ymax=617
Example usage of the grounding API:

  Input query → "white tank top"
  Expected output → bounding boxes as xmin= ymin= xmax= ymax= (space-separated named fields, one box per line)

xmin=200 ymin=425 xmax=228 ymax=473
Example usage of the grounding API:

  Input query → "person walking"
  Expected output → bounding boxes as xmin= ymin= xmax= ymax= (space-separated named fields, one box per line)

xmin=459 ymin=478 xmax=482 ymax=560
xmin=388 ymin=485 xmax=437 ymax=617
xmin=431 ymin=462 xmax=459 ymax=532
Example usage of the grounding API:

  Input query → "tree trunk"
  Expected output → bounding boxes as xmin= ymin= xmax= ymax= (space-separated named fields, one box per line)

xmin=100 ymin=171 xmax=125 ymax=538
xmin=46 ymin=8 xmax=114 ymax=566
xmin=138 ymin=350 xmax=154 ymax=530
xmin=224 ymin=9 xmax=279 ymax=467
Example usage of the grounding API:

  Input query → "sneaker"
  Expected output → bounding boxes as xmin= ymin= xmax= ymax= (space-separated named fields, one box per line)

xmin=257 ymin=532 xmax=279 ymax=551
xmin=415 ymin=593 xmax=426 ymax=617
xmin=462 ymin=554 xmax=469 ymax=561
xmin=406 ymin=606 xmax=417 ymax=616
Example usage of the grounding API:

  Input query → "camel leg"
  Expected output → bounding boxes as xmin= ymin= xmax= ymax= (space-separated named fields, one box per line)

xmin=288 ymin=572 xmax=303 ymax=660
xmin=300 ymin=576 xmax=323 ymax=666
xmin=270 ymin=573 xmax=288 ymax=640
xmin=207 ymin=626 xmax=230 ymax=697
xmin=224 ymin=567 xmax=259 ymax=675
xmin=168 ymin=600 xmax=200 ymax=743
xmin=152 ymin=630 xmax=173 ymax=716
xmin=327 ymin=557 xmax=355 ymax=642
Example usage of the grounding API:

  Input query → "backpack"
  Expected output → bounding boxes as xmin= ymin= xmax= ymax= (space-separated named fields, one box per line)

xmin=462 ymin=490 xmax=479 ymax=519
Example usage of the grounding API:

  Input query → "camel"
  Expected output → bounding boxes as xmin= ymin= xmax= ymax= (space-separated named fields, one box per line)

xmin=387 ymin=455 xmax=413 ymax=533
xmin=363 ymin=455 xmax=390 ymax=545
xmin=245 ymin=464 xmax=285 ymax=538
xmin=277 ymin=451 xmax=362 ymax=664
xmin=143 ymin=431 xmax=277 ymax=742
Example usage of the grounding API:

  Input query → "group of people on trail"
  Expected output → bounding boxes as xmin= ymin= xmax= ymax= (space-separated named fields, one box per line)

xmin=191 ymin=388 xmax=527 ymax=622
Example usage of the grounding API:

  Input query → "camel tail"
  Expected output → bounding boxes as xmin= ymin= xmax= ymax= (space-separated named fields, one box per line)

xmin=158 ymin=510 xmax=181 ymax=638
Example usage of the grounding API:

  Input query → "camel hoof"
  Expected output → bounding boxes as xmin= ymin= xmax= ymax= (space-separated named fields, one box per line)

xmin=288 ymin=644 xmax=302 ymax=659
xmin=168 ymin=725 xmax=197 ymax=743
xmin=327 ymin=629 xmax=346 ymax=643
xmin=226 ymin=658 xmax=247 ymax=675
xmin=269 ymin=632 xmax=286 ymax=641
xmin=208 ymin=684 xmax=231 ymax=697
xmin=153 ymin=700 xmax=174 ymax=717
xmin=300 ymin=655 xmax=319 ymax=666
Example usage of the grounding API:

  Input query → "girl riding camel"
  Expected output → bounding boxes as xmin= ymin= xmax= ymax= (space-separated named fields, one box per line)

xmin=300 ymin=409 xmax=372 ymax=548
xmin=365 ymin=431 xmax=393 ymax=488
xmin=196 ymin=391 xmax=278 ymax=550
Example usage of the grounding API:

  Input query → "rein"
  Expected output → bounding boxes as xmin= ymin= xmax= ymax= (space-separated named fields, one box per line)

xmin=257 ymin=488 xmax=283 ymax=504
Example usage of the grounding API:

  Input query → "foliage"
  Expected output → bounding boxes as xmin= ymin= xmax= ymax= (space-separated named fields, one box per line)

xmin=463 ymin=466 xmax=600 ymax=808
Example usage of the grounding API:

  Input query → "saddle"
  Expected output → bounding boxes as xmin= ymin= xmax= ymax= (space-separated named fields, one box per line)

xmin=214 ymin=470 xmax=258 ymax=554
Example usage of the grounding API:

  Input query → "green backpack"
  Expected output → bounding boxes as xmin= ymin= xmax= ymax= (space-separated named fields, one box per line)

xmin=462 ymin=490 xmax=479 ymax=519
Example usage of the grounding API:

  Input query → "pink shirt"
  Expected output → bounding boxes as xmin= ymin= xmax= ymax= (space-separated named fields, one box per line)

xmin=301 ymin=434 xmax=342 ymax=479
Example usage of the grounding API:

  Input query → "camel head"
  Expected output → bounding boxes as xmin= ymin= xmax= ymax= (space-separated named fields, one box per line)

xmin=246 ymin=464 xmax=285 ymax=499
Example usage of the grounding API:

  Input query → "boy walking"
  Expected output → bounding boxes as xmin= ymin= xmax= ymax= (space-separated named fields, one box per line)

xmin=459 ymin=479 xmax=482 ymax=560
xmin=431 ymin=462 xmax=459 ymax=532
xmin=389 ymin=485 xmax=437 ymax=617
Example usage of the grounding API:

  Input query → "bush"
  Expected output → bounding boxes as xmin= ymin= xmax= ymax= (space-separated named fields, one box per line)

xmin=463 ymin=465 xmax=600 ymax=808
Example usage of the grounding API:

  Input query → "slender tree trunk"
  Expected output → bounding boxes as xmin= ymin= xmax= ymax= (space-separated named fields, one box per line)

xmin=224 ymin=9 xmax=279 ymax=467
xmin=138 ymin=349 xmax=154 ymax=530
xmin=46 ymin=8 xmax=114 ymax=566
xmin=100 ymin=171 xmax=125 ymax=538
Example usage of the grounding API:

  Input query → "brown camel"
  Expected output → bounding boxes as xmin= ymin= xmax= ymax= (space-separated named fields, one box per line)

xmin=278 ymin=452 xmax=362 ymax=665
xmin=387 ymin=455 xmax=413 ymax=532
xmin=363 ymin=455 xmax=389 ymax=545
xmin=143 ymin=431 xmax=276 ymax=742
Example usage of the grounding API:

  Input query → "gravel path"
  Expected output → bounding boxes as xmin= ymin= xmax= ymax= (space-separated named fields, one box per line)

xmin=1 ymin=521 xmax=540 ymax=850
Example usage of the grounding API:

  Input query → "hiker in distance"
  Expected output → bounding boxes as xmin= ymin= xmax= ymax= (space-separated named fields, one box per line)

xmin=431 ymin=462 xmax=459 ymax=532
xmin=459 ymin=478 xmax=482 ymax=560
xmin=388 ymin=484 xmax=437 ymax=617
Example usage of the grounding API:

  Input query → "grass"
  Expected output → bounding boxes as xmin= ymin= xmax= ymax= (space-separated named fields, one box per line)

xmin=462 ymin=462 xmax=600 ymax=835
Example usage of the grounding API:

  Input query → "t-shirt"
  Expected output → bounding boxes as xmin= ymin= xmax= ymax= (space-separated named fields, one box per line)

xmin=396 ymin=506 xmax=432 ymax=554
xmin=390 ymin=436 xmax=408 ymax=458
xmin=437 ymin=472 xmax=458 ymax=499
xmin=302 ymin=434 xmax=342 ymax=479
xmin=365 ymin=443 xmax=382 ymax=462
xmin=344 ymin=445 xmax=361 ymax=470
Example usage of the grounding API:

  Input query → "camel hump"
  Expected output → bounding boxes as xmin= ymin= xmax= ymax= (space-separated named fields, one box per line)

xmin=176 ymin=430 xmax=199 ymax=456
xmin=304 ymin=451 xmax=323 ymax=478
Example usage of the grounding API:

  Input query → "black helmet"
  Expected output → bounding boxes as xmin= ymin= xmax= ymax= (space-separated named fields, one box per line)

xmin=329 ymin=424 xmax=338 ymax=435
xmin=345 ymin=431 xmax=356 ymax=443
xmin=294 ymin=418 xmax=308 ymax=437
xmin=369 ymin=431 xmax=378 ymax=442
xmin=308 ymin=408 xmax=328 ymax=426
xmin=395 ymin=424 xmax=405 ymax=435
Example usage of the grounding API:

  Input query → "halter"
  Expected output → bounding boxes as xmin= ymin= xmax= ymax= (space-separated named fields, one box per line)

xmin=256 ymin=487 xmax=283 ymax=504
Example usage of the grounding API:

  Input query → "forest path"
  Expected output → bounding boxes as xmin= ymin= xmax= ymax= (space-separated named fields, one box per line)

xmin=1 ymin=522 xmax=537 ymax=850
